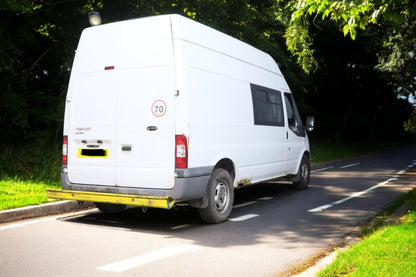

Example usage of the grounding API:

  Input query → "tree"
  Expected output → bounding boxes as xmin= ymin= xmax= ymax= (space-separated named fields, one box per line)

xmin=281 ymin=0 xmax=416 ymax=96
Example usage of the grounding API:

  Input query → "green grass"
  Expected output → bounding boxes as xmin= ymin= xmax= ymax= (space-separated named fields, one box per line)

xmin=318 ymin=189 xmax=416 ymax=277
xmin=0 ymin=141 xmax=61 ymax=211
xmin=0 ymin=178 xmax=60 ymax=210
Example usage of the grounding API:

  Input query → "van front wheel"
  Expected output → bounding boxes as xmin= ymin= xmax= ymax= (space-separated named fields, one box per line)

xmin=292 ymin=155 xmax=310 ymax=190
xmin=199 ymin=168 xmax=234 ymax=224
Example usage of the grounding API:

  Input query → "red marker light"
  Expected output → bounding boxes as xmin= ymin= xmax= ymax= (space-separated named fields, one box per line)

xmin=63 ymin=135 xmax=68 ymax=165
xmin=104 ymin=66 xmax=115 ymax=70
xmin=175 ymin=135 xmax=188 ymax=169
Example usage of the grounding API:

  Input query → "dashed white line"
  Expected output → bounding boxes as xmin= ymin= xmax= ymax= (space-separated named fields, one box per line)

xmin=339 ymin=162 xmax=360 ymax=169
xmin=97 ymin=244 xmax=203 ymax=272
xmin=233 ymin=201 xmax=257 ymax=208
xmin=256 ymin=196 xmax=274 ymax=201
xmin=170 ymin=224 xmax=190 ymax=230
xmin=311 ymin=166 xmax=334 ymax=173
xmin=228 ymin=214 xmax=259 ymax=222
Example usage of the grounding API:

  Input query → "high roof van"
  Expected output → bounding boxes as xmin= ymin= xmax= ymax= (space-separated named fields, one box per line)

xmin=47 ymin=14 xmax=314 ymax=223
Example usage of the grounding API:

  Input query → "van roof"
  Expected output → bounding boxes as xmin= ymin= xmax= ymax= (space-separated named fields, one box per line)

xmin=80 ymin=14 xmax=282 ymax=76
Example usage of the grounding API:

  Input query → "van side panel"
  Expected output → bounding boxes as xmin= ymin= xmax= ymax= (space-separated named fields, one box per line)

xmin=171 ymin=18 xmax=289 ymax=185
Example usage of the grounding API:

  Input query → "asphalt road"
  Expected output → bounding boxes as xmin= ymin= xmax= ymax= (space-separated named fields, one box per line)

xmin=1 ymin=145 xmax=416 ymax=276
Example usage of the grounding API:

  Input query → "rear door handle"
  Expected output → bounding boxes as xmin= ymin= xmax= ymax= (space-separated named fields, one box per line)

xmin=122 ymin=146 xmax=132 ymax=151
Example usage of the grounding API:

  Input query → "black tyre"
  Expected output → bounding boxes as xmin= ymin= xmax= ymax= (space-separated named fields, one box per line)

xmin=293 ymin=155 xmax=310 ymax=190
xmin=95 ymin=202 xmax=126 ymax=214
xmin=199 ymin=168 xmax=234 ymax=224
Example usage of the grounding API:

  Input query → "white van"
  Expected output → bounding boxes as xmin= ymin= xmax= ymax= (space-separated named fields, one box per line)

xmin=47 ymin=14 xmax=314 ymax=223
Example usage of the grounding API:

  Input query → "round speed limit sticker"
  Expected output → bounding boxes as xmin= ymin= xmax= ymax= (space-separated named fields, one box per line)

xmin=151 ymin=100 xmax=167 ymax=117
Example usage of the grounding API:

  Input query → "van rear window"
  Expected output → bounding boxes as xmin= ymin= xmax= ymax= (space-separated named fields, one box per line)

xmin=250 ymin=84 xmax=284 ymax=127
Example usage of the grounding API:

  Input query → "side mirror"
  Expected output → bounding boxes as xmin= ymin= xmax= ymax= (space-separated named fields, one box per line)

xmin=305 ymin=116 xmax=315 ymax=132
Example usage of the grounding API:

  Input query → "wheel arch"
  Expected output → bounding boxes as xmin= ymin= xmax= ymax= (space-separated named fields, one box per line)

xmin=214 ymin=158 xmax=235 ymax=182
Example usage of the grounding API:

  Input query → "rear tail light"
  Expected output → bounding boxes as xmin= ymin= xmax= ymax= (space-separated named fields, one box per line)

xmin=63 ymin=135 xmax=68 ymax=165
xmin=175 ymin=135 xmax=188 ymax=169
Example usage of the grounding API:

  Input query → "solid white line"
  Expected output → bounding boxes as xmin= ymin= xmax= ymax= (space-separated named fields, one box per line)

xmin=340 ymin=162 xmax=360 ymax=169
xmin=308 ymin=179 xmax=391 ymax=213
xmin=0 ymin=209 xmax=98 ymax=231
xmin=0 ymin=217 xmax=55 ymax=231
xmin=311 ymin=166 xmax=334 ymax=173
xmin=97 ymin=244 xmax=202 ymax=272
xmin=228 ymin=214 xmax=259 ymax=222
xmin=308 ymin=204 xmax=333 ymax=213
xmin=233 ymin=201 xmax=257 ymax=208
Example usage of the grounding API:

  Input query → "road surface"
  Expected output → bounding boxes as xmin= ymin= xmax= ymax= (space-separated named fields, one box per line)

xmin=1 ymin=145 xmax=415 ymax=276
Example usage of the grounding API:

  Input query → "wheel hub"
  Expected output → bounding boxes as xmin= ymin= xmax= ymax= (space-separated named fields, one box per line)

xmin=215 ymin=182 xmax=228 ymax=211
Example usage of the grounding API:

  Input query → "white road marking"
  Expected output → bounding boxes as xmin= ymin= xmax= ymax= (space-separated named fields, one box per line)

xmin=308 ymin=204 xmax=333 ymax=213
xmin=97 ymin=244 xmax=203 ymax=272
xmin=233 ymin=201 xmax=257 ymax=208
xmin=0 ymin=217 xmax=55 ymax=231
xmin=228 ymin=214 xmax=259 ymax=222
xmin=339 ymin=163 xmax=360 ymax=169
xmin=311 ymin=166 xmax=334 ymax=173
xmin=257 ymin=196 xmax=274 ymax=201
xmin=0 ymin=209 xmax=98 ymax=231
xmin=308 ymin=179 xmax=393 ymax=213
xmin=170 ymin=224 xmax=190 ymax=230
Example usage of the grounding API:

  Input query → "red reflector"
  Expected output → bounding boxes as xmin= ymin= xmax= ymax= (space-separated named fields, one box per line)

xmin=175 ymin=135 xmax=188 ymax=169
xmin=105 ymin=66 xmax=115 ymax=70
xmin=63 ymin=135 xmax=68 ymax=165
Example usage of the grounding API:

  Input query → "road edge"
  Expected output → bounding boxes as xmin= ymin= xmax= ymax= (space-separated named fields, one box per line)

xmin=0 ymin=200 xmax=95 ymax=224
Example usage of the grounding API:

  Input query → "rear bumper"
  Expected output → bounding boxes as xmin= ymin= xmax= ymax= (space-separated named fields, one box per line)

xmin=46 ymin=189 xmax=176 ymax=209
xmin=51 ymin=166 xmax=213 ymax=208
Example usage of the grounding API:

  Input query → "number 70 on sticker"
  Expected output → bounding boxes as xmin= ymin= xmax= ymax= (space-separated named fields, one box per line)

xmin=151 ymin=100 xmax=167 ymax=117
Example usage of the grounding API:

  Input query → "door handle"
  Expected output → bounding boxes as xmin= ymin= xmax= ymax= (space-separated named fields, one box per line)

xmin=122 ymin=146 xmax=132 ymax=151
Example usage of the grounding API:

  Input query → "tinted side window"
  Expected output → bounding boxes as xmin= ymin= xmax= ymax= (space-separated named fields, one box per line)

xmin=251 ymin=84 xmax=284 ymax=127
xmin=284 ymin=93 xmax=305 ymax=137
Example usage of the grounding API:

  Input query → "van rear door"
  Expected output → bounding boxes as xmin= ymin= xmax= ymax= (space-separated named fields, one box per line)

xmin=67 ymin=16 xmax=176 ymax=190
xmin=115 ymin=67 xmax=176 ymax=189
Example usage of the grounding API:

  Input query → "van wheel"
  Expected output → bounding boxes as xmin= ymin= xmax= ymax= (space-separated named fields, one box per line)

xmin=95 ymin=203 xmax=126 ymax=214
xmin=293 ymin=155 xmax=310 ymax=190
xmin=199 ymin=168 xmax=234 ymax=224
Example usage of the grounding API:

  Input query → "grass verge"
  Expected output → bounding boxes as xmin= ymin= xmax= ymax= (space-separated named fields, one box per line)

xmin=0 ymin=141 xmax=61 ymax=211
xmin=317 ymin=188 xmax=416 ymax=277
xmin=0 ymin=178 xmax=60 ymax=210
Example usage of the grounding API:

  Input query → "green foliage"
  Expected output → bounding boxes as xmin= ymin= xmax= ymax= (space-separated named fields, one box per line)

xmin=404 ymin=110 xmax=416 ymax=135
xmin=282 ymin=0 xmax=416 ymax=96
xmin=0 ymin=0 xmax=413 ymax=147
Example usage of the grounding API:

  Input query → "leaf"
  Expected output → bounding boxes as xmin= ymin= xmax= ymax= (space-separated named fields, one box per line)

xmin=322 ymin=10 xmax=330 ymax=20
xmin=343 ymin=24 xmax=349 ymax=36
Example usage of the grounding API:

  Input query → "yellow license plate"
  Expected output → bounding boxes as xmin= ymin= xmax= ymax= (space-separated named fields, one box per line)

xmin=77 ymin=148 xmax=109 ymax=158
